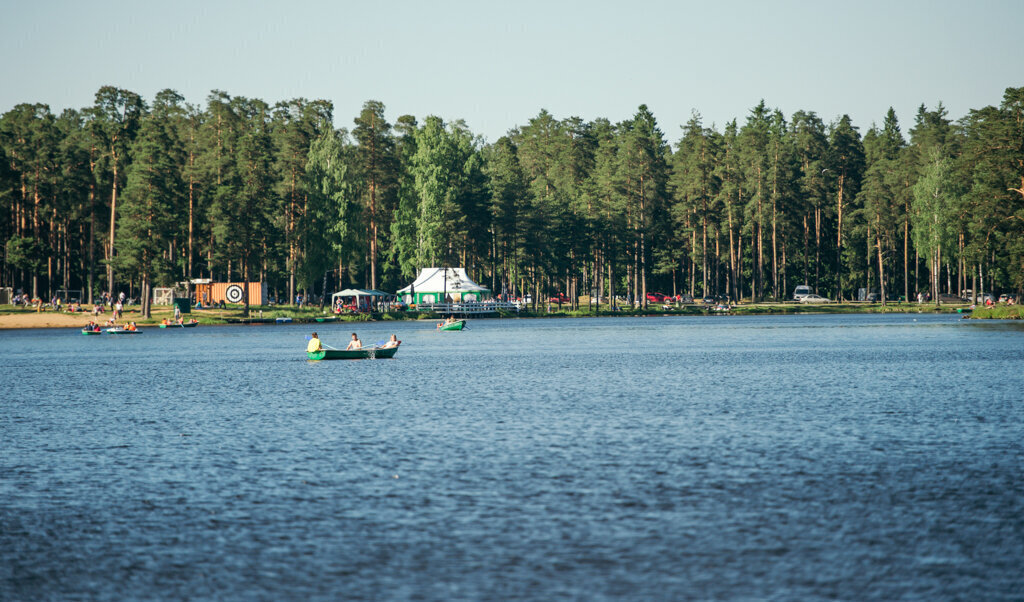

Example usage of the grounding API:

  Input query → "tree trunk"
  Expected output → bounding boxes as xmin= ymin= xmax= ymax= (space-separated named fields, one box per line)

xmin=107 ymin=158 xmax=118 ymax=297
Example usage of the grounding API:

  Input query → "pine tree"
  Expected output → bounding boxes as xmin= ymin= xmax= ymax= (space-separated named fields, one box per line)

xmin=388 ymin=115 xmax=421 ymax=282
xmin=618 ymin=105 xmax=668 ymax=307
xmin=352 ymin=100 xmax=396 ymax=290
xmin=87 ymin=86 xmax=144 ymax=296
xmin=827 ymin=115 xmax=865 ymax=300
xmin=485 ymin=136 xmax=528 ymax=297
xmin=304 ymin=128 xmax=355 ymax=296
xmin=790 ymin=111 xmax=830 ymax=296
xmin=115 ymin=92 xmax=182 ymax=318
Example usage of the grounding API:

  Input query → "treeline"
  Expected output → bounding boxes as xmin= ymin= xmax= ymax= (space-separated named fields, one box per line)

xmin=2 ymin=86 xmax=1023 ymax=316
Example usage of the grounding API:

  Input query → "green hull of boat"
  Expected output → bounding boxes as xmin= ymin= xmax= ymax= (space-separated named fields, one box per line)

xmin=106 ymin=329 xmax=140 ymax=334
xmin=440 ymin=320 xmax=466 ymax=331
xmin=315 ymin=317 xmax=338 ymax=322
xmin=81 ymin=330 xmax=102 ymax=335
xmin=307 ymin=346 xmax=399 ymax=360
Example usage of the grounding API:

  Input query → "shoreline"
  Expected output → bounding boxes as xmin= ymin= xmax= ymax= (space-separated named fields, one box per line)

xmin=2 ymin=301 xmax=1012 ymax=330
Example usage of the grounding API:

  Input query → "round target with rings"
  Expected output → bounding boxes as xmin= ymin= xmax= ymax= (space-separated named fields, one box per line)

xmin=225 ymin=284 xmax=244 ymax=303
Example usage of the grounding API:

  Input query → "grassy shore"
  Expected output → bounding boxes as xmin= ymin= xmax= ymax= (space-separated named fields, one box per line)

xmin=1 ymin=298 xmax=992 ymax=329
xmin=968 ymin=305 xmax=1024 ymax=319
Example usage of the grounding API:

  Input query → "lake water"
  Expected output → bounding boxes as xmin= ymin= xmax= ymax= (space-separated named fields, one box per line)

xmin=2 ymin=314 xmax=1023 ymax=600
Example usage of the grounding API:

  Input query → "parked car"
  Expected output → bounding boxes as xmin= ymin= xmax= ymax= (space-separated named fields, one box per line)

xmin=679 ymin=294 xmax=694 ymax=303
xmin=866 ymin=292 xmax=881 ymax=302
xmin=702 ymin=296 xmax=715 ymax=305
xmin=549 ymin=293 xmax=569 ymax=304
xmin=799 ymin=294 xmax=830 ymax=303
xmin=646 ymin=292 xmax=667 ymax=303
xmin=793 ymin=284 xmax=812 ymax=301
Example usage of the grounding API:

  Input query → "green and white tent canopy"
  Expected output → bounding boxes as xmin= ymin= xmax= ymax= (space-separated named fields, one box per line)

xmin=397 ymin=268 xmax=491 ymax=304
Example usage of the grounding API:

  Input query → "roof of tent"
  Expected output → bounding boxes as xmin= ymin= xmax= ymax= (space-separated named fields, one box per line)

xmin=331 ymin=288 xmax=394 ymax=300
xmin=396 ymin=268 xmax=489 ymax=294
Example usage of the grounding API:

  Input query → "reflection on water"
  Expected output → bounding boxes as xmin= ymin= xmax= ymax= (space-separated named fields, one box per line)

xmin=2 ymin=314 xmax=1022 ymax=599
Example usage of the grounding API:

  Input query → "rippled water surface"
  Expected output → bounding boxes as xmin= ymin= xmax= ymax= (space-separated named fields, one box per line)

xmin=2 ymin=314 xmax=1023 ymax=600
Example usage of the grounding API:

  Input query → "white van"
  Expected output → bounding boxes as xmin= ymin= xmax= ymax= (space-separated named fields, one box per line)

xmin=793 ymin=285 xmax=812 ymax=301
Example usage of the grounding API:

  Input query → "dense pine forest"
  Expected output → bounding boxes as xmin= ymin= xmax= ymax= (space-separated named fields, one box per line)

xmin=2 ymin=86 xmax=1023 ymax=316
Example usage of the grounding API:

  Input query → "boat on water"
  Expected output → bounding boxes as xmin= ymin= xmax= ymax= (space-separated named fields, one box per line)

xmin=315 ymin=316 xmax=338 ymax=323
xmin=159 ymin=321 xmax=199 ymax=328
xmin=81 ymin=329 xmax=102 ymax=335
xmin=440 ymin=319 xmax=466 ymax=331
xmin=106 ymin=328 xmax=140 ymax=335
xmin=307 ymin=346 xmax=399 ymax=360
xmin=276 ymin=317 xmax=293 ymax=323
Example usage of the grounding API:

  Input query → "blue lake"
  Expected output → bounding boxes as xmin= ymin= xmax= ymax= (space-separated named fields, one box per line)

xmin=2 ymin=314 xmax=1023 ymax=600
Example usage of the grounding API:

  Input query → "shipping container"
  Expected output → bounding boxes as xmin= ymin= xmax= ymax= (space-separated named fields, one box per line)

xmin=194 ymin=282 xmax=266 ymax=306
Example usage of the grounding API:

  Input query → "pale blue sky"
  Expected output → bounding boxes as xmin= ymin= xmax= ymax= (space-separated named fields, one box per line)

xmin=2 ymin=0 xmax=1021 ymax=144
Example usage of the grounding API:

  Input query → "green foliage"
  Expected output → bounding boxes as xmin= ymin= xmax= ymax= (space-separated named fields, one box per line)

xmin=2 ymin=85 xmax=1023 ymax=313
xmin=303 ymin=128 xmax=354 ymax=290
xmin=5 ymin=236 xmax=47 ymax=271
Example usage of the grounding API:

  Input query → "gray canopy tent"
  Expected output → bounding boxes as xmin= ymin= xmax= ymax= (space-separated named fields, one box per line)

xmin=330 ymin=288 xmax=395 ymax=311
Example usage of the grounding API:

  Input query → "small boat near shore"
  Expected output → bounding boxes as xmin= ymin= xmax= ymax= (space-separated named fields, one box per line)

xmin=106 ymin=327 xmax=140 ymax=335
xmin=440 ymin=319 xmax=466 ymax=331
xmin=160 ymin=321 xmax=199 ymax=328
xmin=307 ymin=346 xmax=399 ymax=360
xmin=81 ymin=329 xmax=102 ymax=335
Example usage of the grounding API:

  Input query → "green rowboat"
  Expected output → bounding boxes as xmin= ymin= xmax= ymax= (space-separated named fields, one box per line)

xmin=307 ymin=346 xmax=399 ymax=360
xmin=315 ymin=316 xmax=338 ymax=322
xmin=81 ymin=329 xmax=102 ymax=335
xmin=439 ymin=320 xmax=466 ymax=331
xmin=106 ymin=328 xmax=140 ymax=334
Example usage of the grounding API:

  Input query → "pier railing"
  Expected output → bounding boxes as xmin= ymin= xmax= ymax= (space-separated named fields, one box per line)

xmin=414 ymin=301 xmax=521 ymax=314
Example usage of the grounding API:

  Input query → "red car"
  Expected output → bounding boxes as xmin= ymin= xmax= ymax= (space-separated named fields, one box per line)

xmin=646 ymin=292 xmax=667 ymax=303
xmin=549 ymin=293 xmax=570 ymax=304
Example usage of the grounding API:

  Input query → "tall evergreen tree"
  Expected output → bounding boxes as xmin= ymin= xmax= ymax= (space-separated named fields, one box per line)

xmin=115 ymin=90 xmax=184 ymax=317
xmin=618 ymin=105 xmax=668 ymax=307
xmin=304 ymin=128 xmax=355 ymax=296
xmin=86 ymin=86 xmax=144 ymax=296
xmin=352 ymin=100 xmax=395 ymax=289
xmin=826 ymin=115 xmax=865 ymax=299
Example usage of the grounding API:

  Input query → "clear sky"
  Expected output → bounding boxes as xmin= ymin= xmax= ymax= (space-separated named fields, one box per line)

xmin=2 ymin=0 xmax=1021 ymax=144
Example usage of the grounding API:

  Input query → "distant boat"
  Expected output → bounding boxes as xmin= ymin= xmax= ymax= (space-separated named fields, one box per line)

xmin=276 ymin=317 xmax=293 ymax=323
xmin=81 ymin=329 xmax=102 ymax=335
xmin=159 ymin=321 xmax=199 ymax=328
xmin=106 ymin=328 xmax=140 ymax=335
xmin=307 ymin=346 xmax=399 ymax=360
xmin=440 ymin=319 xmax=466 ymax=331
xmin=315 ymin=316 xmax=338 ymax=322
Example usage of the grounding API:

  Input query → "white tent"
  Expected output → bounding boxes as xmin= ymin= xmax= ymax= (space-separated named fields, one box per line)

xmin=396 ymin=268 xmax=491 ymax=303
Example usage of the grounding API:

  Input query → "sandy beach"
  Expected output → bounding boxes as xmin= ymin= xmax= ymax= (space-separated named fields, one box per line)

xmin=0 ymin=311 xmax=112 ymax=330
